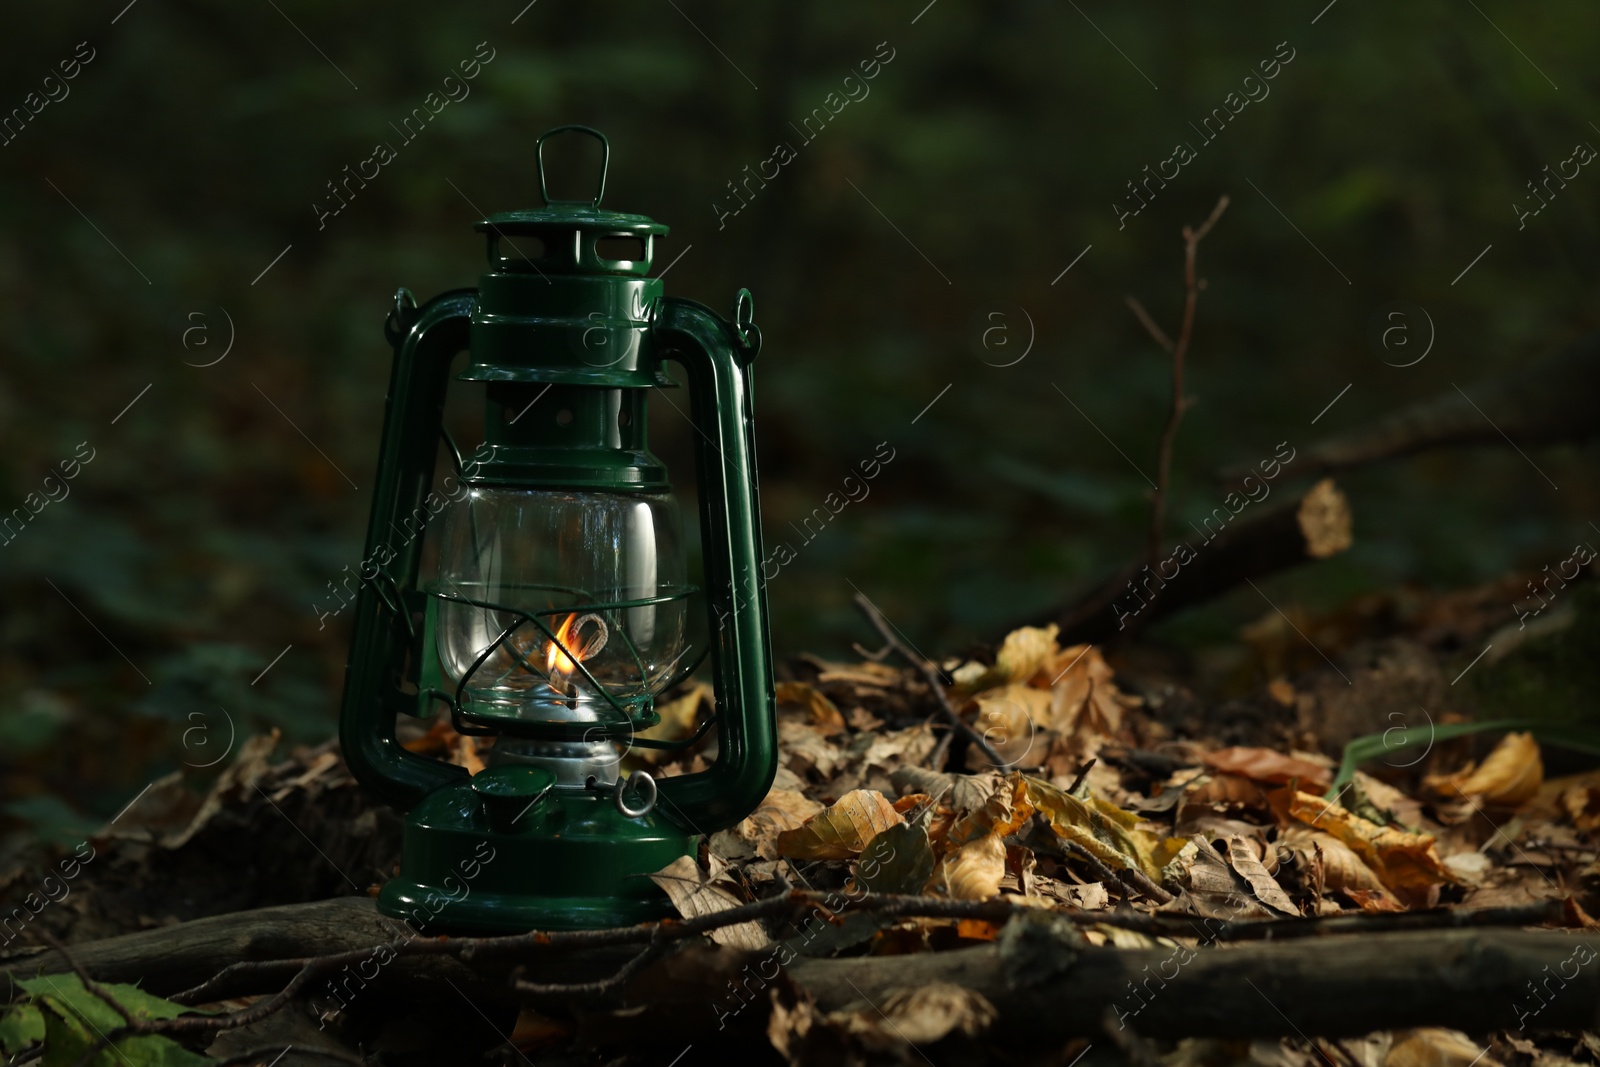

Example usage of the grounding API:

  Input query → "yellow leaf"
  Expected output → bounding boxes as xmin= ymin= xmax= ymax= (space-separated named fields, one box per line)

xmin=1284 ymin=789 xmax=1454 ymax=907
xmin=924 ymin=832 xmax=1006 ymax=900
xmin=995 ymin=625 xmax=1060 ymax=684
xmin=1425 ymin=731 xmax=1543 ymax=810
xmin=775 ymin=789 xmax=903 ymax=860
xmin=1019 ymin=773 xmax=1186 ymax=880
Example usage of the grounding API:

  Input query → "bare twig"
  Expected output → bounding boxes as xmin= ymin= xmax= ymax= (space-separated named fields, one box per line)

xmin=1065 ymin=842 xmax=1174 ymax=905
xmin=1145 ymin=194 xmax=1229 ymax=569
xmin=1123 ymin=296 xmax=1174 ymax=354
xmin=1066 ymin=758 xmax=1098 ymax=796
xmin=852 ymin=591 xmax=1007 ymax=767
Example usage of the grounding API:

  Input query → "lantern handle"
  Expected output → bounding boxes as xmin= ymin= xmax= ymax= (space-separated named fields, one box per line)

xmin=339 ymin=288 xmax=478 ymax=812
xmin=536 ymin=125 xmax=609 ymax=208
xmin=650 ymin=295 xmax=778 ymax=833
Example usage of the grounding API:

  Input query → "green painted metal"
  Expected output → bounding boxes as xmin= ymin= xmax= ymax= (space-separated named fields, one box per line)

xmin=337 ymin=125 xmax=777 ymax=932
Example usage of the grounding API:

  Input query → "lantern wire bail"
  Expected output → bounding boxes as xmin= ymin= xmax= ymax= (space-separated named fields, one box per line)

xmin=536 ymin=125 xmax=610 ymax=208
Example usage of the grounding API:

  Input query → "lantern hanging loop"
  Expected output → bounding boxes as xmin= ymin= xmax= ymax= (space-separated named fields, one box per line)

xmin=536 ymin=125 xmax=610 ymax=208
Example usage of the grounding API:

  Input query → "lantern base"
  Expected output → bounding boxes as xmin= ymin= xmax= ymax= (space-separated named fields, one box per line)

xmin=377 ymin=776 xmax=695 ymax=934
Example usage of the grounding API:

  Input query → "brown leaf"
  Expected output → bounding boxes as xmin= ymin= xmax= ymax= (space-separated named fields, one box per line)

xmin=778 ymin=720 xmax=846 ymax=780
xmin=1386 ymin=1028 xmax=1502 ymax=1067
xmin=1283 ymin=789 xmax=1454 ymax=907
xmin=732 ymin=788 xmax=826 ymax=860
xmin=1204 ymin=746 xmax=1332 ymax=792
xmin=649 ymin=854 xmax=767 ymax=950
xmin=1281 ymin=826 xmax=1396 ymax=907
xmin=775 ymin=681 xmax=847 ymax=737
xmin=1425 ymin=731 xmax=1543 ymax=810
xmin=776 ymin=789 xmax=903 ymax=861
xmin=924 ymin=832 xmax=1006 ymax=900
xmin=1225 ymin=834 xmax=1299 ymax=916
xmin=966 ymin=684 xmax=1051 ymax=770
xmin=946 ymin=783 xmax=1035 ymax=850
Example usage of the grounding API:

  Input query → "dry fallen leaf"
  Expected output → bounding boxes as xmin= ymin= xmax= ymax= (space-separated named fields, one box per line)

xmin=1204 ymin=746 xmax=1332 ymax=792
xmin=732 ymin=787 xmax=826 ymax=860
xmin=1282 ymin=789 xmax=1454 ymax=907
xmin=945 ymin=776 xmax=1036 ymax=850
xmin=776 ymin=789 xmax=903 ymax=860
xmin=1021 ymin=773 xmax=1187 ymax=880
xmin=924 ymin=832 xmax=1007 ymax=900
xmin=1386 ymin=1028 xmax=1502 ymax=1067
xmin=649 ymin=854 xmax=767 ymax=950
xmin=995 ymin=624 xmax=1060 ymax=684
xmin=1425 ymin=731 xmax=1543 ymax=810
xmin=1281 ymin=825 xmax=1396 ymax=908
xmin=1225 ymin=834 xmax=1299 ymax=916
xmin=967 ymin=684 xmax=1051 ymax=770
xmin=776 ymin=681 xmax=847 ymax=736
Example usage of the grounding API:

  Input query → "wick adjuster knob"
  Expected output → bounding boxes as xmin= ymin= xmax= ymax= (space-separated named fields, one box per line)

xmin=471 ymin=765 xmax=557 ymax=833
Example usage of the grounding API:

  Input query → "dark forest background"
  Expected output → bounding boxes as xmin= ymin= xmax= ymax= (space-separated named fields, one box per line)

xmin=0 ymin=2 xmax=1594 ymax=853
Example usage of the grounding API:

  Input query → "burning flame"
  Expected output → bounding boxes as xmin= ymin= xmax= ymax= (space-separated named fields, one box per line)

xmin=544 ymin=612 xmax=607 ymax=688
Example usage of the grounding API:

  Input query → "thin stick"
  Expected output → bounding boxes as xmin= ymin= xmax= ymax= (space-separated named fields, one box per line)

xmin=1146 ymin=194 xmax=1229 ymax=569
xmin=852 ymin=592 xmax=1007 ymax=767
xmin=1124 ymin=296 xmax=1174 ymax=354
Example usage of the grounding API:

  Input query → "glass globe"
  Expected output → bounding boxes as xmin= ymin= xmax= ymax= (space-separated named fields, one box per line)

xmin=430 ymin=487 xmax=694 ymax=734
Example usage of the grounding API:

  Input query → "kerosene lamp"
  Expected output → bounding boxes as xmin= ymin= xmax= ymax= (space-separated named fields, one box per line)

xmin=337 ymin=126 xmax=777 ymax=932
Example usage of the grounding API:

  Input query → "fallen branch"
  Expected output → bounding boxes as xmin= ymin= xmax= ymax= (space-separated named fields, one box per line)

xmin=1037 ymin=478 xmax=1352 ymax=644
xmin=1217 ymin=330 xmax=1600 ymax=485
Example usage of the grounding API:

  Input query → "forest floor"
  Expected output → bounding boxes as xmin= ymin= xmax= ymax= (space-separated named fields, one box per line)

xmin=2 ymin=564 xmax=1599 ymax=1067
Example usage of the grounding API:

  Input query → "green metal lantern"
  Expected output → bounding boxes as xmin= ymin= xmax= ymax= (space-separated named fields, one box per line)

xmin=337 ymin=126 xmax=777 ymax=933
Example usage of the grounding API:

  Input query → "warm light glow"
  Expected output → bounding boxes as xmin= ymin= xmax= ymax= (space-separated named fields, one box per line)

xmin=544 ymin=612 xmax=606 ymax=688
xmin=546 ymin=613 xmax=579 ymax=684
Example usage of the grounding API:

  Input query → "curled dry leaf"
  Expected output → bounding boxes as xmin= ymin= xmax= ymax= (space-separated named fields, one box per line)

xmin=649 ymin=854 xmax=767 ymax=951
xmin=1225 ymin=834 xmax=1299 ymax=916
xmin=890 ymin=766 xmax=1005 ymax=815
xmin=776 ymin=788 xmax=903 ymax=861
xmin=950 ymin=624 xmax=1062 ymax=697
xmin=767 ymin=983 xmax=996 ymax=1065
xmin=775 ymin=681 xmax=847 ymax=737
xmin=1424 ymin=731 xmax=1543 ymax=810
xmin=1282 ymin=789 xmax=1453 ymax=907
xmin=996 ymin=624 xmax=1060 ymax=684
xmin=1203 ymin=746 xmax=1332 ymax=792
xmin=778 ymin=720 xmax=846 ymax=780
xmin=732 ymin=788 xmax=826 ymax=860
xmin=1281 ymin=825 xmax=1395 ymax=907
xmin=1562 ymin=780 xmax=1600 ymax=831
xmin=945 ymin=777 xmax=1035 ymax=850
xmin=1020 ymin=774 xmax=1187 ymax=880
xmin=924 ymin=831 xmax=1006 ymax=900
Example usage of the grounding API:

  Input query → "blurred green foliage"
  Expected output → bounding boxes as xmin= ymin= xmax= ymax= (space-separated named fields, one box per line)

xmin=0 ymin=2 xmax=1595 ymax=832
